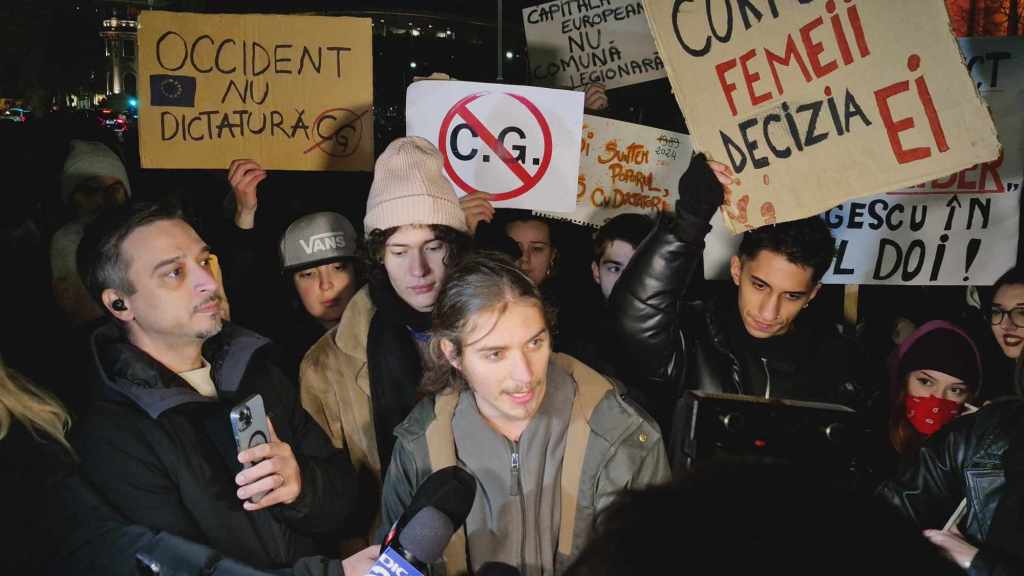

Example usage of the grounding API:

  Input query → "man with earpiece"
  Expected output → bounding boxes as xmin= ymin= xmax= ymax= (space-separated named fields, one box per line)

xmin=68 ymin=201 xmax=369 ymax=575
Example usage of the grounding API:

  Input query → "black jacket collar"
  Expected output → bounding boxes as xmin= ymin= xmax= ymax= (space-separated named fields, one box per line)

xmin=88 ymin=321 xmax=270 ymax=419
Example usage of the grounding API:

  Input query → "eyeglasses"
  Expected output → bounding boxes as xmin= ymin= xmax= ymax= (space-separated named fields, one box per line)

xmin=990 ymin=306 xmax=1024 ymax=328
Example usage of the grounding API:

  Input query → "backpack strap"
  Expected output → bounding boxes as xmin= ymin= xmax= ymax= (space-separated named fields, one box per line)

xmin=425 ymin=390 xmax=468 ymax=574
xmin=552 ymin=353 xmax=612 ymax=556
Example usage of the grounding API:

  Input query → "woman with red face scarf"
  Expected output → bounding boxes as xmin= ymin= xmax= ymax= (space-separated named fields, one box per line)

xmin=889 ymin=320 xmax=982 ymax=459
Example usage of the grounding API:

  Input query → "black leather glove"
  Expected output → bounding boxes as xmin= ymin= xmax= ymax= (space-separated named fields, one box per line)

xmin=675 ymin=153 xmax=724 ymax=224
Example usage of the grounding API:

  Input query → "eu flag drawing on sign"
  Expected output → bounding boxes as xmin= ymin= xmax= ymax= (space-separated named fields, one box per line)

xmin=149 ymin=74 xmax=197 ymax=107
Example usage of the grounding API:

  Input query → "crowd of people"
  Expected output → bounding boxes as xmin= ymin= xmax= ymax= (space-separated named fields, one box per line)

xmin=2 ymin=83 xmax=1023 ymax=576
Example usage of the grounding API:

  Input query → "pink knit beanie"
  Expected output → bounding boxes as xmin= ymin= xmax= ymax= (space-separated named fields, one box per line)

xmin=363 ymin=136 xmax=468 ymax=235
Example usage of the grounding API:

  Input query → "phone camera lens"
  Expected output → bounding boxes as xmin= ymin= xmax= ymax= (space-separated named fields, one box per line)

xmin=239 ymin=407 xmax=252 ymax=430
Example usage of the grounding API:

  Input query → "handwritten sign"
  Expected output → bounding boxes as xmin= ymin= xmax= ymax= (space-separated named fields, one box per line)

xmin=536 ymin=115 xmax=690 ymax=227
xmin=405 ymin=80 xmax=583 ymax=213
xmin=523 ymin=0 xmax=666 ymax=90
xmin=137 ymin=11 xmax=373 ymax=171
xmin=644 ymin=0 xmax=1001 ymax=233
xmin=704 ymin=37 xmax=1022 ymax=286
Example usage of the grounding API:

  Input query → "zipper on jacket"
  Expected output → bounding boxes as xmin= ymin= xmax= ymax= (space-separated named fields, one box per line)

xmin=509 ymin=440 xmax=527 ymax=571
xmin=761 ymin=357 xmax=772 ymax=399
xmin=510 ymin=441 xmax=521 ymax=496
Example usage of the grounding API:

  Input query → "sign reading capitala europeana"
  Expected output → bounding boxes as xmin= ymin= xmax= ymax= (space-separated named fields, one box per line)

xmin=137 ymin=11 xmax=373 ymax=171
xmin=644 ymin=0 xmax=1001 ymax=233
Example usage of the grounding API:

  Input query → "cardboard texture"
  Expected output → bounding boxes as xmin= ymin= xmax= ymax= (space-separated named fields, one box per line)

xmin=703 ymin=37 xmax=1022 ymax=286
xmin=405 ymin=80 xmax=584 ymax=213
xmin=644 ymin=0 xmax=1001 ymax=233
xmin=523 ymin=0 xmax=667 ymax=90
xmin=536 ymin=114 xmax=691 ymax=227
xmin=137 ymin=11 xmax=373 ymax=171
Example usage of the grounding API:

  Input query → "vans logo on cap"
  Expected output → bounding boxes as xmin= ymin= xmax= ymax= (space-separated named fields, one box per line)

xmin=299 ymin=232 xmax=347 ymax=255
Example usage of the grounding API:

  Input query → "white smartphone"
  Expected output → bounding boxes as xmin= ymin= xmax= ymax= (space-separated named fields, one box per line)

xmin=229 ymin=393 xmax=271 ymax=503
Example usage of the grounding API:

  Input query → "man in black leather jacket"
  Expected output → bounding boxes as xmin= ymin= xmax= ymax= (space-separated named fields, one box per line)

xmin=877 ymin=399 xmax=1024 ymax=575
xmin=609 ymin=155 xmax=865 ymax=434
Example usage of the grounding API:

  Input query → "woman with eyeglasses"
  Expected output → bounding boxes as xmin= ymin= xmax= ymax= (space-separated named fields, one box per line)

xmin=988 ymin=267 xmax=1024 ymax=398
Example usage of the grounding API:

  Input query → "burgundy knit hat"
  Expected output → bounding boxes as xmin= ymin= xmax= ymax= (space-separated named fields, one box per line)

xmin=896 ymin=320 xmax=982 ymax=393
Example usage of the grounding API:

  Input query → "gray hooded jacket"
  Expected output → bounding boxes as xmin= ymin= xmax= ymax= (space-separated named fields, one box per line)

xmin=377 ymin=354 xmax=670 ymax=575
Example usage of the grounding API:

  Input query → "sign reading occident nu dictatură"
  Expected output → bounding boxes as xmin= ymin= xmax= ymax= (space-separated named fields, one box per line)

xmin=643 ymin=0 xmax=1001 ymax=233
xmin=137 ymin=11 xmax=373 ymax=171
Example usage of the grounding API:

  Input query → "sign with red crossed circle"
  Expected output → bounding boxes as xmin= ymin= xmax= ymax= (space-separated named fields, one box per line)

xmin=406 ymin=80 xmax=583 ymax=213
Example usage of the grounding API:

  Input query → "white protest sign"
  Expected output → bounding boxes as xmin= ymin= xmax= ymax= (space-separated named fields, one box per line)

xmin=536 ymin=115 xmax=691 ymax=227
xmin=645 ymin=0 xmax=1002 ymax=233
xmin=406 ymin=80 xmax=583 ymax=213
xmin=705 ymin=37 xmax=1022 ymax=286
xmin=523 ymin=0 xmax=666 ymax=90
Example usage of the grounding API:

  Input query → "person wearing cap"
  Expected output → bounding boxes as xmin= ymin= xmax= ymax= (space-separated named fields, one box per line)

xmin=280 ymin=212 xmax=361 ymax=330
xmin=300 ymin=136 xmax=473 ymax=542
xmin=220 ymin=159 xmax=364 ymax=383
xmin=51 ymin=140 xmax=132 ymax=326
xmin=887 ymin=320 xmax=982 ymax=461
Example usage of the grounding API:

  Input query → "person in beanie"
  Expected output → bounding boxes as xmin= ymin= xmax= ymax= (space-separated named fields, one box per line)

xmin=300 ymin=136 xmax=473 ymax=542
xmin=51 ymin=140 xmax=131 ymax=326
xmin=888 ymin=320 xmax=982 ymax=460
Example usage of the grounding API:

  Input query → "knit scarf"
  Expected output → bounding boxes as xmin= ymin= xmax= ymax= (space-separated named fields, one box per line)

xmin=366 ymin=270 xmax=433 ymax=472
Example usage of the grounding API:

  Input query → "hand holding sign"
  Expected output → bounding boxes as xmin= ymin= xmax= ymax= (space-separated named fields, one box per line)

xmin=459 ymin=192 xmax=497 ymax=235
xmin=228 ymin=159 xmax=267 ymax=229
xmin=676 ymin=153 xmax=729 ymax=223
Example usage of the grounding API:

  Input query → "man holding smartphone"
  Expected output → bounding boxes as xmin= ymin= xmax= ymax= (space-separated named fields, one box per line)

xmin=71 ymin=201 xmax=365 ymax=575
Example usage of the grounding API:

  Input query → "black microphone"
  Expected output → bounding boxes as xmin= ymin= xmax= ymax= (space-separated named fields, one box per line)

xmin=477 ymin=561 xmax=521 ymax=575
xmin=384 ymin=465 xmax=476 ymax=549
xmin=365 ymin=506 xmax=453 ymax=576
xmin=134 ymin=532 xmax=274 ymax=575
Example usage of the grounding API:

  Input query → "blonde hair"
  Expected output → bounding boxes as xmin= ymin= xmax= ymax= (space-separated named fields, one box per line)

xmin=0 ymin=361 xmax=73 ymax=453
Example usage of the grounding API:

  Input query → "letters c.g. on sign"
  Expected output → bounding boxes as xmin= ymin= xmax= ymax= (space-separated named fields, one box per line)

xmin=438 ymin=92 xmax=553 ymax=201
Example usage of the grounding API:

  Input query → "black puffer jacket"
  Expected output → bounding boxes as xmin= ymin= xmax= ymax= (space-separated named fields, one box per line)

xmin=877 ymin=399 xmax=1024 ymax=576
xmin=71 ymin=321 xmax=358 ymax=574
xmin=609 ymin=213 xmax=866 ymax=431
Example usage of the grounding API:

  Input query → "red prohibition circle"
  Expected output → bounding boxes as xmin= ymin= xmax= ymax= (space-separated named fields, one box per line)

xmin=438 ymin=92 xmax=553 ymax=201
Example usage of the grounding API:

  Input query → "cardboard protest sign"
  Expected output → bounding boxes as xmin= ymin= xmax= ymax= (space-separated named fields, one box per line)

xmin=535 ymin=115 xmax=691 ymax=227
xmin=644 ymin=0 xmax=1001 ymax=233
xmin=405 ymin=80 xmax=584 ymax=213
xmin=704 ymin=37 xmax=1022 ymax=286
xmin=523 ymin=0 xmax=666 ymax=90
xmin=137 ymin=11 xmax=373 ymax=171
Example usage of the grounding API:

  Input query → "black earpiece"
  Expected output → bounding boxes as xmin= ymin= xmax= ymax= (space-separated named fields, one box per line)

xmin=112 ymin=299 xmax=127 ymax=312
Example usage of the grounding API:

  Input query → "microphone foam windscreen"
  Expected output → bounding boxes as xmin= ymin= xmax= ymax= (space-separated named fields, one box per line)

xmin=398 ymin=506 xmax=456 ymax=563
xmin=405 ymin=465 xmax=477 ymax=531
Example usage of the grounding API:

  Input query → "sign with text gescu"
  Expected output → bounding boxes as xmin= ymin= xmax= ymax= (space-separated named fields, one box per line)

xmin=644 ymin=0 xmax=1001 ymax=233
xmin=138 ymin=11 xmax=373 ymax=171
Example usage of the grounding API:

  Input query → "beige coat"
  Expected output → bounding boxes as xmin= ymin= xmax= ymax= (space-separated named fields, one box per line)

xmin=300 ymin=285 xmax=382 ymax=481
